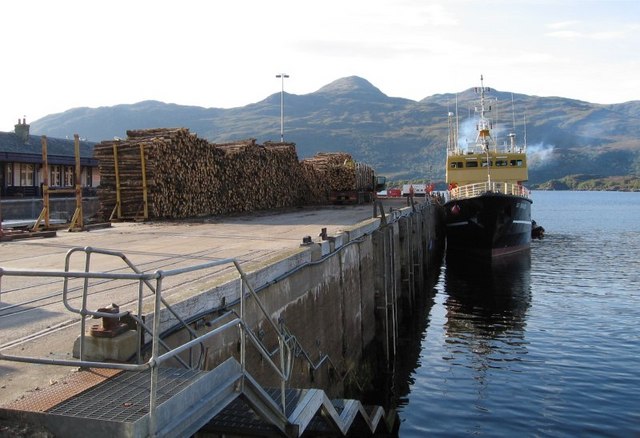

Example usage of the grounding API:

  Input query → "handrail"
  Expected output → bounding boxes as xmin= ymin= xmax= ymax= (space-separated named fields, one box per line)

xmin=62 ymin=247 xmax=206 ymax=368
xmin=281 ymin=324 xmax=339 ymax=375
xmin=0 ymin=246 xmax=293 ymax=437
xmin=450 ymin=181 xmax=530 ymax=201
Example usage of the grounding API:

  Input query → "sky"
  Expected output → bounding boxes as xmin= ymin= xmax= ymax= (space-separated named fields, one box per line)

xmin=2 ymin=0 xmax=639 ymax=132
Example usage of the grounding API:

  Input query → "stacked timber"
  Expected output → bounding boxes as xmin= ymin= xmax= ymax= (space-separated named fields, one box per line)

xmin=94 ymin=129 xmax=307 ymax=220
xmin=299 ymin=161 xmax=329 ymax=204
xmin=301 ymin=152 xmax=360 ymax=192
xmin=214 ymin=140 xmax=307 ymax=213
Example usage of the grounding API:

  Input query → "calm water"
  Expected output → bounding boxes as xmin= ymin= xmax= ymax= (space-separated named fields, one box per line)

xmin=397 ymin=191 xmax=640 ymax=437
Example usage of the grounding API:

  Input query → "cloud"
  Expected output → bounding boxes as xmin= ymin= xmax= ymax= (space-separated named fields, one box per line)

xmin=591 ymin=30 xmax=626 ymax=40
xmin=545 ymin=20 xmax=634 ymax=41
xmin=545 ymin=30 xmax=583 ymax=39
xmin=547 ymin=20 xmax=581 ymax=30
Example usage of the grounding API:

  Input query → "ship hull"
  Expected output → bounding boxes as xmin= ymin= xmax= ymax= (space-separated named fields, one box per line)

xmin=444 ymin=193 xmax=532 ymax=257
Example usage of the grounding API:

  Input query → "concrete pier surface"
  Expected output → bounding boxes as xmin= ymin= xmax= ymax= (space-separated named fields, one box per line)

xmin=0 ymin=200 xmax=415 ymax=407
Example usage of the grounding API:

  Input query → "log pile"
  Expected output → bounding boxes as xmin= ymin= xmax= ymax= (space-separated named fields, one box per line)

xmin=301 ymin=152 xmax=355 ymax=192
xmin=301 ymin=152 xmax=373 ymax=192
xmin=213 ymin=140 xmax=308 ymax=213
xmin=94 ymin=129 xmax=377 ymax=220
xmin=94 ymin=129 xmax=307 ymax=220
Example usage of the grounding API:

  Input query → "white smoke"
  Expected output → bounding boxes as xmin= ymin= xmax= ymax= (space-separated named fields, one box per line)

xmin=457 ymin=118 xmax=476 ymax=150
xmin=456 ymin=113 xmax=510 ymax=151
xmin=527 ymin=142 xmax=555 ymax=168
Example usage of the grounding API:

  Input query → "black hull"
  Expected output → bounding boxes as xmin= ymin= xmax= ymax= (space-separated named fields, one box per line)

xmin=444 ymin=193 xmax=532 ymax=257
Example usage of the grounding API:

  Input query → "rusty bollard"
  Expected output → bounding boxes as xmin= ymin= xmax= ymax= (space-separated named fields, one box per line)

xmin=89 ymin=303 xmax=129 ymax=338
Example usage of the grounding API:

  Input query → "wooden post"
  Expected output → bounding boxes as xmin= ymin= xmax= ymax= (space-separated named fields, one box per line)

xmin=32 ymin=136 xmax=50 ymax=231
xmin=68 ymin=134 xmax=84 ymax=231
xmin=112 ymin=142 xmax=122 ymax=220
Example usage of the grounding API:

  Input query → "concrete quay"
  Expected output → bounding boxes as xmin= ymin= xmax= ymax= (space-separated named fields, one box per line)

xmin=0 ymin=197 xmax=444 ymax=436
xmin=0 ymin=200 xmax=416 ymax=406
xmin=0 ymin=205 xmax=388 ymax=405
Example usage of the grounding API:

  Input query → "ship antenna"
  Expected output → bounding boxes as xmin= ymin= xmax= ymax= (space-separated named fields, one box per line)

xmin=508 ymin=92 xmax=517 ymax=152
xmin=523 ymin=112 xmax=527 ymax=152
xmin=495 ymin=96 xmax=499 ymax=150
xmin=455 ymin=93 xmax=459 ymax=153
xmin=511 ymin=93 xmax=517 ymax=132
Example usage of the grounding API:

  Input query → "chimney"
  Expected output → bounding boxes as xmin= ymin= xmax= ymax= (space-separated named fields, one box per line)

xmin=14 ymin=117 xmax=30 ymax=143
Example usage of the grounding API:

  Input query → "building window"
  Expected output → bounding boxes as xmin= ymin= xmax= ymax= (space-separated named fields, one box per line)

xmin=64 ymin=166 xmax=74 ymax=186
xmin=85 ymin=167 xmax=92 ymax=187
xmin=50 ymin=165 xmax=61 ymax=186
xmin=6 ymin=163 xmax=13 ymax=186
xmin=20 ymin=164 xmax=34 ymax=186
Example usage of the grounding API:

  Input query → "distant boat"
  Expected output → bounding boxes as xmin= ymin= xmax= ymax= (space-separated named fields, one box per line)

xmin=444 ymin=75 xmax=532 ymax=257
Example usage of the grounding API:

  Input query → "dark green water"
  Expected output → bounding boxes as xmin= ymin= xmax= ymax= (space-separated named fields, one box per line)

xmin=397 ymin=191 xmax=640 ymax=437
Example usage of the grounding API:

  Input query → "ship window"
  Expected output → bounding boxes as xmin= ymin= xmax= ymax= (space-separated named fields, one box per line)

xmin=510 ymin=159 xmax=523 ymax=167
xmin=466 ymin=161 xmax=478 ymax=168
xmin=496 ymin=160 xmax=508 ymax=167
xmin=481 ymin=160 xmax=493 ymax=167
xmin=450 ymin=161 xmax=463 ymax=168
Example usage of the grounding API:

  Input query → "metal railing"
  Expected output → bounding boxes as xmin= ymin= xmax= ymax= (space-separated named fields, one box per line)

xmin=0 ymin=246 xmax=293 ymax=437
xmin=450 ymin=181 xmax=530 ymax=201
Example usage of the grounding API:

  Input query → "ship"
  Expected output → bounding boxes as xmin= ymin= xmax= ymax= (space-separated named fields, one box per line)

xmin=444 ymin=75 xmax=532 ymax=257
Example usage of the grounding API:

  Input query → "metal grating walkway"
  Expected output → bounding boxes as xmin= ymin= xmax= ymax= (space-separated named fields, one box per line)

xmin=46 ymin=367 xmax=207 ymax=422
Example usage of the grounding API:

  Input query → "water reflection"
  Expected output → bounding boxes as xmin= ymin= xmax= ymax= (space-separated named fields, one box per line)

xmin=443 ymin=251 xmax=532 ymax=376
xmin=445 ymin=251 xmax=532 ymax=329
xmin=364 ymin=252 xmax=533 ymax=427
xmin=358 ymin=269 xmax=441 ymax=416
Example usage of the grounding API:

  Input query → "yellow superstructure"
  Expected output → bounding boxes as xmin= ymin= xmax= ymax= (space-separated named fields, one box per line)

xmin=446 ymin=151 xmax=528 ymax=187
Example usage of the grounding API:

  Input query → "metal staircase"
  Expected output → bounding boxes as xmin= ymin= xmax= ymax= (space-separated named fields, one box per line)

xmin=8 ymin=357 xmax=391 ymax=437
xmin=0 ymin=247 xmax=394 ymax=437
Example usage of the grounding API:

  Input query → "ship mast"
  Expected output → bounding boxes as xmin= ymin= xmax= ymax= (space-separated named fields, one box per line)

xmin=475 ymin=74 xmax=492 ymax=184
xmin=475 ymin=75 xmax=493 ymax=150
xmin=508 ymin=93 xmax=517 ymax=153
xmin=447 ymin=111 xmax=458 ymax=155
xmin=447 ymin=94 xmax=460 ymax=156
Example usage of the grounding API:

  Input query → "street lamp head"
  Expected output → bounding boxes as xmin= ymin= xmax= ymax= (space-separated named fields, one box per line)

xmin=276 ymin=74 xmax=290 ymax=79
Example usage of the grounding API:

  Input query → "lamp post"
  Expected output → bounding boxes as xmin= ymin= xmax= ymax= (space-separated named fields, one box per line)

xmin=275 ymin=73 xmax=289 ymax=142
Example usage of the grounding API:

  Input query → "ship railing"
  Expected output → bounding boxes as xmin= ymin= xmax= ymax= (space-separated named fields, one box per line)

xmin=450 ymin=181 xmax=530 ymax=201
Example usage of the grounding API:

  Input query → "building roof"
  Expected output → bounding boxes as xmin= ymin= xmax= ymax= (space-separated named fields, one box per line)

xmin=0 ymin=131 xmax=97 ymax=166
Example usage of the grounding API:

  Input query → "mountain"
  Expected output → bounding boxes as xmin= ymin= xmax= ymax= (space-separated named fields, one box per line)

xmin=29 ymin=76 xmax=640 ymax=183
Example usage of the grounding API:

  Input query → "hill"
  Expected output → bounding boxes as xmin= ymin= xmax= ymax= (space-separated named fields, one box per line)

xmin=29 ymin=76 xmax=640 ymax=184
